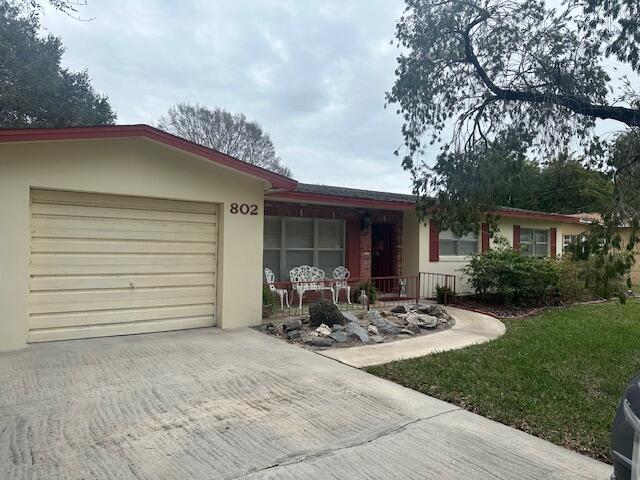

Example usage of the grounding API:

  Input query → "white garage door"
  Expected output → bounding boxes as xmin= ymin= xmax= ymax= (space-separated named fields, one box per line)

xmin=28 ymin=189 xmax=218 ymax=342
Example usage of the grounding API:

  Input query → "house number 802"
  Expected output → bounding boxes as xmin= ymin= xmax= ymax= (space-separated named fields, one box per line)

xmin=230 ymin=203 xmax=258 ymax=215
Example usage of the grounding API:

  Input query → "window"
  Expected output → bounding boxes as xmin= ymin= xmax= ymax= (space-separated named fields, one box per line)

xmin=563 ymin=234 xmax=587 ymax=253
xmin=563 ymin=235 xmax=578 ymax=251
xmin=439 ymin=229 xmax=478 ymax=256
xmin=263 ymin=216 xmax=345 ymax=280
xmin=520 ymin=228 xmax=548 ymax=256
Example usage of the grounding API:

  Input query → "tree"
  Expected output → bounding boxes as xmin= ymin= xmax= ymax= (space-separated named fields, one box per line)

xmin=158 ymin=103 xmax=292 ymax=177
xmin=0 ymin=1 xmax=115 ymax=127
xmin=389 ymin=0 xmax=639 ymax=231
xmin=422 ymin=128 xmax=613 ymax=234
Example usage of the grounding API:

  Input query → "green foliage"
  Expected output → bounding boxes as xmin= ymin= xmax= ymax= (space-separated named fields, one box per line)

xmin=0 ymin=1 xmax=115 ymax=127
xmin=462 ymin=239 xmax=560 ymax=304
xmin=391 ymin=0 xmax=639 ymax=239
xmin=262 ymin=285 xmax=275 ymax=307
xmin=416 ymin=131 xmax=613 ymax=232
xmin=556 ymin=257 xmax=592 ymax=302
xmin=354 ymin=281 xmax=377 ymax=304
xmin=435 ymin=284 xmax=455 ymax=304
xmin=308 ymin=299 xmax=344 ymax=328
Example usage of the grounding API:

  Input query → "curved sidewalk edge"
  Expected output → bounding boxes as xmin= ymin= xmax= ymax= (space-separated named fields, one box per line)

xmin=318 ymin=306 xmax=506 ymax=368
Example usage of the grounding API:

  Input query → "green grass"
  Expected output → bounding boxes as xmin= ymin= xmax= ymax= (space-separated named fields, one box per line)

xmin=367 ymin=301 xmax=640 ymax=462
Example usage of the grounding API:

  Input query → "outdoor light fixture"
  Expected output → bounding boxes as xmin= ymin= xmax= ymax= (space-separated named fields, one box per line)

xmin=360 ymin=211 xmax=371 ymax=232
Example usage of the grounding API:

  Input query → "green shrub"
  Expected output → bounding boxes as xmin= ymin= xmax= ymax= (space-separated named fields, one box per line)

xmin=262 ymin=285 xmax=275 ymax=306
xmin=557 ymin=257 xmax=592 ymax=302
xmin=353 ymin=281 xmax=377 ymax=304
xmin=462 ymin=241 xmax=560 ymax=304
xmin=309 ymin=299 xmax=344 ymax=327
xmin=435 ymin=284 xmax=456 ymax=304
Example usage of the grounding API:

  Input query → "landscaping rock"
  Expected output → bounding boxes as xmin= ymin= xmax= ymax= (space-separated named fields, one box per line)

xmin=380 ymin=310 xmax=393 ymax=317
xmin=346 ymin=322 xmax=369 ymax=343
xmin=315 ymin=324 xmax=332 ymax=337
xmin=301 ymin=317 xmax=311 ymax=325
xmin=399 ymin=329 xmax=415 ymax=336
xmin=330 ymin=331 xmax=348 ymax=343
xmin=391 ymin=305 xmax=408 ymax=314
xmin=284 ymin=319 xmax=302 ymax=331
xmin=342 ymin=311 xmax=359 ymax=324
xmin=303 ymin=336 xmax=335 ymax=348
xmin=309 ymin=299 xmax=344 ymax=327
xmin=332 ymin=324 xmax=346 ymax=332
xmin=403 ymin=322 xmax=421 ymax=334
xmin=367 ymin=325 xmax=379 ymax=335
xmin=418 ymin=304 xmax=452 ymax=320
xmin=367 ymin=310 xmax=402 ymax=335
xmin=406 ymin=313 xmax=438 ymax=328
xmin=370 ymin=335 xmax=385 ymax=343
xmin=287 ymin=330 xmax=301 ymax=340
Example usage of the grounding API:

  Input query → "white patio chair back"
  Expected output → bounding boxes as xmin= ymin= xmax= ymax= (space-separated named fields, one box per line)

xmin=264 ymin=267 xmax=277 ymax=291
xmin=332 ymin=266 xmax=352 ymax=305
xmin=264 ymin=267 xmax=289 ymax=310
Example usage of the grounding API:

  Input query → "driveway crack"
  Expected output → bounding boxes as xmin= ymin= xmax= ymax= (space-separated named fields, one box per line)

xmin=228 ymin=407 xmax=459 ymax=479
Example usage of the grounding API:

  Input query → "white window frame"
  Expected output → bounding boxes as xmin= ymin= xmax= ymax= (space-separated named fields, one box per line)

xmin=520 ymin=228 xmax=549 ymax=257
xmin=438 ymin=229 xmax=479 ymax=257
xmin=263 ymin=216 xmax=345 ymax=280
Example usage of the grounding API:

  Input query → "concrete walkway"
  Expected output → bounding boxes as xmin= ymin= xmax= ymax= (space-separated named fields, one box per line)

xmin=1 ymin=327 xmax=609 ymax=479
xmin=319 ymin=306 xmax=506 ymax=368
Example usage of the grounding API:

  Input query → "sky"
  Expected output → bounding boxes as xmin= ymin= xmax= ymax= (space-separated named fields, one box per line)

xmin=40 ymin=1 xmax=414 ymax=193
xmin=39 ymin=1 xmax=636 ymax=194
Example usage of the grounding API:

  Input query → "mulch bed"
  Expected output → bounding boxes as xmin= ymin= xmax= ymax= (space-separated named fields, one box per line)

xmin=450 ymin=296 xmax=606 ymax=319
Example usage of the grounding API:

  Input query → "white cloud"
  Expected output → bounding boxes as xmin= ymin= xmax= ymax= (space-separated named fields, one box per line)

xmin=39 ymin=0 xmax=414 ymax=192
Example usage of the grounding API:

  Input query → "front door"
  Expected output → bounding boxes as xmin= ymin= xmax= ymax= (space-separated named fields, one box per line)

xmin=371 ymin=223 xmax=396 ymax=278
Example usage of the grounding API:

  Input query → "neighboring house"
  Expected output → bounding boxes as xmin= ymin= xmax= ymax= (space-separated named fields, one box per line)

xmin=0 ymin=125 xmax=581 ymax=352
xmin=564 ymin=213 xmax=640 ymax=284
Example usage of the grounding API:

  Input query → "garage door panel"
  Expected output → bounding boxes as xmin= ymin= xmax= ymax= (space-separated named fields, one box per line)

xmin=31 ymin=263 xmax=216 ymax=276
xmin=30 ymin=285 xmax=215 ymax=306
xmin=29 ymin=304 xmax=215 ymax=329
xmin=32 ymin=215 xmax=217 ymax=235
xmin=31 ymin=202 xmax=217 ymax=224
xmin=30 ymin=273 xmax=216 ymax=291
xmin=31 ymin=189 xmax=218 ymax=214
xmin=31 ymin=226 xmax=214 ymax=242
xmin=29 ymin=189 xmax=218 ymax=341
xmin=28 ymin=316 xmax=215 ymax=343
xmin=29 ymin=289 xmax=214 ymax=315
xmin=31 ymin=238 xmax=215 ymax=254
xmin=30 ymin=253 xmax=215 ymax=267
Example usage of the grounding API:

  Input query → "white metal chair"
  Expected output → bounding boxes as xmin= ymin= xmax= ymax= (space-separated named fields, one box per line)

xmin=264 ymin=268 xmax=289 ymax=310
xmin=332 ymin=266 xmax=351 ymax=304
xmin=289 ymin=265 xmax=335 ymax=311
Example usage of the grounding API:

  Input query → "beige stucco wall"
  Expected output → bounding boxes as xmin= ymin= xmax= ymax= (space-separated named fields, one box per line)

xmin=402 ymin=214 xmax=579 ymax=294
xmin=0 ymin=137 xmax=266 ymax=351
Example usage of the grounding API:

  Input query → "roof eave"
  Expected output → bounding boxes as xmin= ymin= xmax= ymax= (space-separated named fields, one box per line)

xmin=0 ymin=124 xmax=298 ymax=191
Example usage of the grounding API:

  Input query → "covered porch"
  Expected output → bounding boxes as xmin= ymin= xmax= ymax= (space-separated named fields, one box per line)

xmin=261 ymin=184 xmax=455 ymax=317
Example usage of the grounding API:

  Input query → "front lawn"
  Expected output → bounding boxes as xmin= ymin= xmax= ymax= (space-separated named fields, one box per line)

xmin=367 ymin=301 xmax=640 ymax=462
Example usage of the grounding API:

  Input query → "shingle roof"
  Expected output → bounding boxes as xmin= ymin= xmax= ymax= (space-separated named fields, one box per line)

xmin=294 ymin=183 xmax=416 ymax=204
xmin=288 ymin=183 xmax=580 ymax=223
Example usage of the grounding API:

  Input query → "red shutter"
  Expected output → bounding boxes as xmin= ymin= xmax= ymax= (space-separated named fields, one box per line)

xmin=550 ymin=227 xmax=557 ymax=257
xmin=429 ymin=219 xmax=439 ymax=262
xmin=481 ymin=222 xmax=490 ymax=253
xmin=513 ymin=225 xmax=521 ymax=251
xmin=346 ymin=219 xmax=361 ymax=277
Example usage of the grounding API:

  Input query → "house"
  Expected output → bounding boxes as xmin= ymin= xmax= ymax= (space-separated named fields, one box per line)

xmin=0 ymin=124 xmax=581 ymax=351
xmin=563 ymin=213 xmax=640 ymax=284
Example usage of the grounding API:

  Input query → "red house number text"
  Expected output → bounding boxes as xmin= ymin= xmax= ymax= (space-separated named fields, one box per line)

xmin=230 ymin=203 xmax=258 ymax=215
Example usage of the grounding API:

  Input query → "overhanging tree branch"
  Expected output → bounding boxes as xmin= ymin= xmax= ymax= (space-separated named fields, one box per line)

xmin=462 ymin=16 xmax=640 ymax=126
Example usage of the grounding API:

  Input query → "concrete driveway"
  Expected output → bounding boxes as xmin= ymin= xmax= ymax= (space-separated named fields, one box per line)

xmin=1 ymin=328 xmax=609 ymax=479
